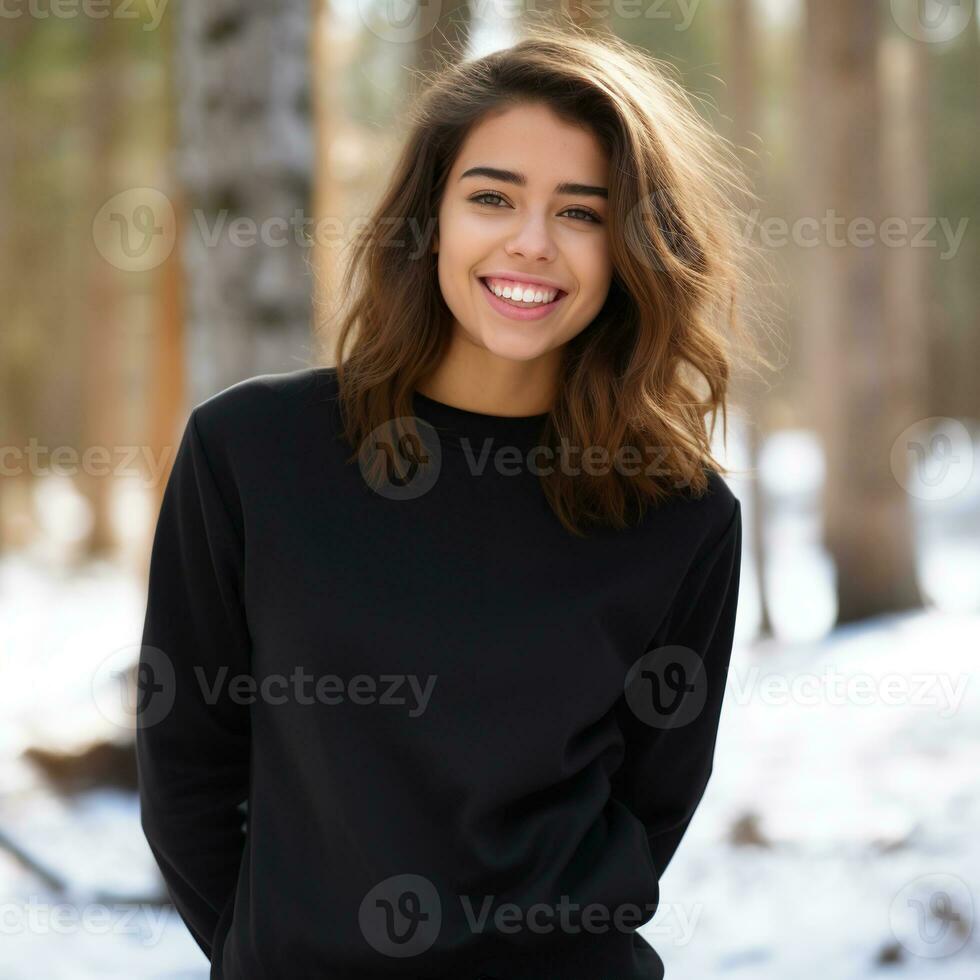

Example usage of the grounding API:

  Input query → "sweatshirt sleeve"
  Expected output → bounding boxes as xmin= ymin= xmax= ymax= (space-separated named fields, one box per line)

xmin=135 ymin=406 xmax=252 ymax=960
xmin=613 ymin=497 xmax=742 ymax=879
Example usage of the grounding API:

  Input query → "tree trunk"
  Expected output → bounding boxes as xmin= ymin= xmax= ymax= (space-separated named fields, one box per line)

xmin=726 ymin=0 xmax=771 ymax=639
xmin=175 ymin=1 xmax=315 ymax=406
xmin=801 ymin=0 xmax=921 ymax=622
xmin=80 ymin=18 xmax=125 ymax=559
xmin=144 ymin=8 xmax=186 ymax=554
xmin=881 ymin=32 xmax=930 ymax=490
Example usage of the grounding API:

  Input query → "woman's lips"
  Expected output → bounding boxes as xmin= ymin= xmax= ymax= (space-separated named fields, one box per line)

xmin=478 ymin=277 xmax=568 ymax=322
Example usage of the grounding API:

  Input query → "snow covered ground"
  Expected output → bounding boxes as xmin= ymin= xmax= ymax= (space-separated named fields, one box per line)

xmin=0 ymin=554 xmax=209 ymax=979
xmin=646 ymin=608 xmax=980 ymax=979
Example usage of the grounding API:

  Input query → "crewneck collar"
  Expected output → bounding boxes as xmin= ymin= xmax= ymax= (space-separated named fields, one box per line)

xmin=410 ymin=389 xmax=551 ymax=454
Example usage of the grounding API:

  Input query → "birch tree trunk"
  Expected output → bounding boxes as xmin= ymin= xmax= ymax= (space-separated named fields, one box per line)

xmin=175 ymin=0 xmax=315 ymax=405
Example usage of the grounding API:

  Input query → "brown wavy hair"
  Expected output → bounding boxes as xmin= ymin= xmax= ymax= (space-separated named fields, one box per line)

xmin=316 ymin=16 xmax=776 ymax=537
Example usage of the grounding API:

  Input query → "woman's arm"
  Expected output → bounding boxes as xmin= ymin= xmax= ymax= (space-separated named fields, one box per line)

xmin=135 ymin=406 xmax=252 ymax=960
xmin=613 ymin=498 xmax=743 ymax=879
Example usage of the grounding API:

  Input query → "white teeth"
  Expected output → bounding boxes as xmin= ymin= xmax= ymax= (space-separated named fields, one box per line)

xmin=485 ymin=279 xmax=558 ymax=305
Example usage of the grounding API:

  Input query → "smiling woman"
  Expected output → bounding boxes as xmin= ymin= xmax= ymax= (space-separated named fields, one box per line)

xmin=326 ymin=18 xmax=771 ymax=533
xmin=137 ymin=15 xmax=766 ymax=980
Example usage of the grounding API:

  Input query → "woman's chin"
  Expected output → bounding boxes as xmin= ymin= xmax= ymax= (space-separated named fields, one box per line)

xmin=470 ymin=323 xmax=561 ymax=362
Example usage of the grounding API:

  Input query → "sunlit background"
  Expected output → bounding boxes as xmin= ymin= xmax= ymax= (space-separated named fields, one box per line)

xmin=2 ymin=0 xmax=979 ymax=976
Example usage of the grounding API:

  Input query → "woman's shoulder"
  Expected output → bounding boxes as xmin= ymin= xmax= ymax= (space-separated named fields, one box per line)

xmin=641 ymin=465 xmax=741 ymax=567
xmin=190 ymin=365 xmax=335 ymax=434
xmin=690 ymin=467 xmax=740 ymax=554
xmin=676 ymin=467 xmax=741 ymax=568
xmin=693 ymin=467 xmax=740 ymax=529
xmin=179 ymin=366 xmax=339 ymax=483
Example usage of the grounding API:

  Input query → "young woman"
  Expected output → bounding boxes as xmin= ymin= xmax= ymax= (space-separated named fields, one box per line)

xmin=137 ymin=20 xmax=767 ymax=980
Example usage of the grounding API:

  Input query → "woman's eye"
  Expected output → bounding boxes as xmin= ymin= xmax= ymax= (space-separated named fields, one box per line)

xmin=562 ymin=207 xmax=602 ymax=224
xmin=469 ymin=193 xmax=601 ymax=224
xmin=471 ymin=192 xmax=508 ymax=209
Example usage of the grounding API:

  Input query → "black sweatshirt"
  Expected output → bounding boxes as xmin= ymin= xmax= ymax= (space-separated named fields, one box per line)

xmin=136 ymin=365 xmax=742 ymax=980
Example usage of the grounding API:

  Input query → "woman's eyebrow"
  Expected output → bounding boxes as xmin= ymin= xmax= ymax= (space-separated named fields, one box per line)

xmin=459 ymin=166 xmax=608 ymax=200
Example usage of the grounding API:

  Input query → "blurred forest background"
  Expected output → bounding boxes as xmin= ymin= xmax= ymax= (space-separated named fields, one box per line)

xmin=1 ymin=0 xmax=979 ymax=977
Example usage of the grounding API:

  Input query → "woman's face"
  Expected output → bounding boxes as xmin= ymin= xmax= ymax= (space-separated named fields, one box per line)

xmin=433 ymin=102 xmax=613 ymax=364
